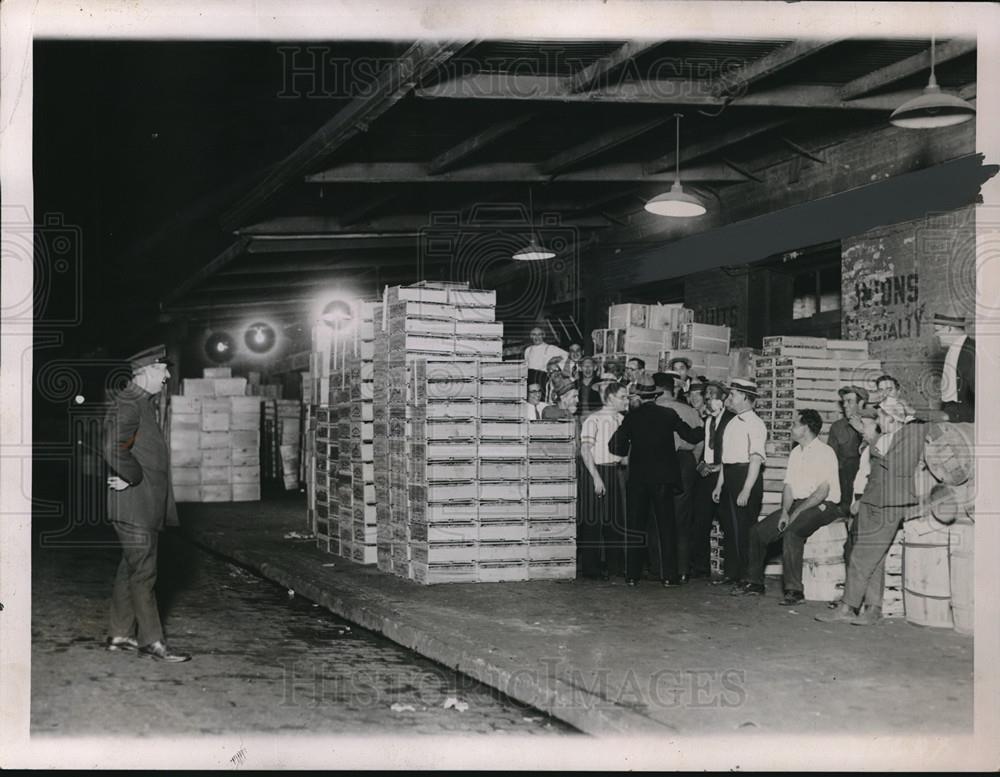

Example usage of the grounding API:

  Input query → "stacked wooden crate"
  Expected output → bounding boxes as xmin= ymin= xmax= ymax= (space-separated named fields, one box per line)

xmin=169 ymin=368 xmax=261 ymax=502
xmin=883 ymin=527 xmax=904 ymax=618
xmin=526 ymin=419 xmax=578 ymax=580
xmin=752 ymin=336 xmax=880 ymax=592
xmin=592 ymin=302 xmax=693 ymax=369
xmin=262 ymin=399 xmax=302 ymax=491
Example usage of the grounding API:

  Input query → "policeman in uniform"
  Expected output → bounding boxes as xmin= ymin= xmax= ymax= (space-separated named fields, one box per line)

xmin=104 ymin=345 xmax=191 ymax=662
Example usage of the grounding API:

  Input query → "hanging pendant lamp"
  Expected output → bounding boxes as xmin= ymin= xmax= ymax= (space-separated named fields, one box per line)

xmin=890 ymin=37 xmax=975 ymax=129
xmin=645 ymin=113 xmax=707 ymax=218
xmin=512 ymin=187 xmax=556 ymax=261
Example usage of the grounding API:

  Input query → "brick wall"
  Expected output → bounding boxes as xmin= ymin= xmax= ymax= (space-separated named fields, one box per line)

xmin=684 ymin=268 xmax=749 ymax=348
xmin=841 ymin=205 xmax=976 ymax=411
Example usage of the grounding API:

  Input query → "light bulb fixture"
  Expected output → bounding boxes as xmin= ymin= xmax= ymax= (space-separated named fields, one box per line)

xmin=321 ymin=299 xmax=354 ymax=328
xmin=890 ymin=37 xmax=975 ymax=129
xmin=512 ymin=187 xmax=556 ymax=261
xmin=244 ymin=322 xmax=277 ymax=354
xmin=205 ymin=331 xmax=235 ymax=363
xmin=645 ymin=113 xmax=707 ymax=218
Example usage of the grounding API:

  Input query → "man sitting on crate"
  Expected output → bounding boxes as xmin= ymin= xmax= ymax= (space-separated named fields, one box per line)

xmin=734 ymin=409 xmax=844 ymax=605
xmin=608 ymin=372 xmax=704 ymax=587
xmin=103 ymin=345 xmax=191 ymax=662
xmin=817 ymin=397 xmax=927 ymax=626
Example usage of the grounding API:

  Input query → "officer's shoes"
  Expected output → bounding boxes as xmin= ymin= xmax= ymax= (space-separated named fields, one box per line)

xmin=778 ymin=590 xmax=805 ymax=606
xmin=139 ymin=640 xmax=192 ymax=663
xmin=850 ymin=605 xmax=882 ymax=626
xmin=106 ymin=636 xmax=139 ymax=652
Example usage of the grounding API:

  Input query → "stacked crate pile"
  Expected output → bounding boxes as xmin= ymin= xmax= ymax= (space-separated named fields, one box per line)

xmin=591 ymin=302 xmax=690 ymax=372
xmin=882 ymin=528 xmax=904 ymax=618
xmin=753 ymin=336 xmax=880 ymax=597
xmin=169 ymin=367 xmax=261 ymax=502
xmin=262 ymin=399 xmax=303 ymax=491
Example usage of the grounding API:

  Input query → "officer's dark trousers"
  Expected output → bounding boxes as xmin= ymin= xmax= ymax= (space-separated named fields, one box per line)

xmin=721 ymin=463 xmax=764 ymax=582
xmin=625 ymin=479 xmax=678 ymax=581
xmin=673 ymin=450 xmax=697 ymax=576
xmin=109 ymin=522 xmax=164 ymax=646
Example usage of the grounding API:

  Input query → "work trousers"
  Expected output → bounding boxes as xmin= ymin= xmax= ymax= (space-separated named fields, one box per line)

xmin=746 ymin=499 xmax=844 ymax=591
xmin=624 ymin=479 xmax=678 ymax=581
xmin=721 ymin=463 xmax=764 ymax=582
xmin=109 ymin=521 xmax=164 ymax=646
xmin=672 ymin=450 xmax=698 ymax=577
xmin=843 ymin=501 xmax=906 ymax=610
xmin=577 ymin=462 xmax=627 ymax=577
xmin=690 ymin=468 xmax=721 ymax=576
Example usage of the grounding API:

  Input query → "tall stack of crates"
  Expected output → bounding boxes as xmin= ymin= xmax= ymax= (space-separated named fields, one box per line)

xmin=168 ymin=367 xmax=261 ymax=502
xmin=369 ymin=280 xmax=576 ymax=585
xmin=262 ymin=399 xmax=303 ymax=491
xmin=883 ymin=527 xmax=904 ymax=618
xmin=751 ymin=336 xmax=880 ymax=581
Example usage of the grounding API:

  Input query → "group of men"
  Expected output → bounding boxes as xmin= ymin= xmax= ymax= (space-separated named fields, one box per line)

xmin=522 ymin=312 xmax=975 ymax=624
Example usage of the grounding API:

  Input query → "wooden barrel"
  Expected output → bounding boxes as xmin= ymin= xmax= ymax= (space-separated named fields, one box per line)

xmin=923 ymin=422 xmax=975 ymax=486
xmin=929 ymin=481 xmax=976 ymax=526
xmin=903 ymin=515 xmax=953 ymax=628
xmin=948 ymin=522 xmax=974 ymax=635
xmin=802 ymin=520 xmax=847 ymax=602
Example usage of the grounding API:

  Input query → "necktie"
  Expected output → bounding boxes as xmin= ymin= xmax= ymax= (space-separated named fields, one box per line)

xmin=709 ymin=414 xmax=719 ymax=464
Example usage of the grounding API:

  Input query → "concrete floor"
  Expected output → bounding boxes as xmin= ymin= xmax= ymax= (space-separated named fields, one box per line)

xmin=180 ymin=493 xmax=974 ymax=737
xmin=30 ymin=517 xmax=576 ymax=737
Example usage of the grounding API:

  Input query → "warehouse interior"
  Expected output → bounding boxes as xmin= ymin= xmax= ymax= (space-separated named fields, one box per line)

xmin=29 ymin=32 xmax=989 ymax=741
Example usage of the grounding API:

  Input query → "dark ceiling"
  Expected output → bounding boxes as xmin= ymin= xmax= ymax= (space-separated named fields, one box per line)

xmin=33 ymin=37 xmax=977 ymax=353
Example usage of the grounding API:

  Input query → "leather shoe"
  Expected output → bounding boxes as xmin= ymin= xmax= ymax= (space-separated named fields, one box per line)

xmin=661 ymin=577 xmax=682 ymax=588
xmin=626 ymin=578 xmax=639 ymax=588
xmin=711 ymin=576 xmax=737 ymax=587
xmin=778 ymin=590 xmax=805 ymax=606
xmin=106 ymin=636 xmax=138 ymax=652
xmin=139 ymin=640 xmax=192 ymax=663
xmin=731 ymin=582 xmax=764 ymax=596
xmin=815 ymin=603 xmax=856 ymax=623
xmin=851 ymin=605 xmax=882 ymax=626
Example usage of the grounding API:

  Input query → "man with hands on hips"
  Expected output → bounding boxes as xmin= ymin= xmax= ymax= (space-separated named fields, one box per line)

xmin=104 ymin=345 xmax=191 ymax=663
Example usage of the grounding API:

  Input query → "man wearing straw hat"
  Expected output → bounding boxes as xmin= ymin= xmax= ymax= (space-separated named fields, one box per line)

xmin=608 ymin=371 xmax=704 ymax=587
xmin=711 ymin=377 xmax=767 ymax=590
xmin=817 ymin=396 xmax=927 ymax=626
xmin=930 ymin=312 xmax=975 ymax=422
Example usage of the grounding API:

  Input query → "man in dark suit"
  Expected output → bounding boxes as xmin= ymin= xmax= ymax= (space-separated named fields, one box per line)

xmin=104 ymin=345 xmax=191 ymax=662
xmin=932 ymin=312 xmax=975 ymax=422
xmin=690 ymin=381 xmax=736 ymax=578
xmin=609 ymin=372 xmax=704 ymax=587
xmin=817 ymin=397 xmax=927 ymax=626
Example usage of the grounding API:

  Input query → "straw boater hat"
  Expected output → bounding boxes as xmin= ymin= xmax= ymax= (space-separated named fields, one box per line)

xmin=727 ymin=377 xmax=759 ymax=398
xmin=629 ymin=371 xmax=663 ymax=398
xmin=546 ymin=355 xmax=564 ymax=370
xmin=705 ymin=380 xmax=729 ymax=396
xmin=687 ymin=377 xmax=709 ymax=395
xmin=553 ymin=381 xmax=579 ymax=400
xmin=838 ymin=385 xmax=870 ymax=404
xmin=668 ymin=356 xmax=692 ymax=370
xmin=928 ymin=312 xmax=967 ymax=330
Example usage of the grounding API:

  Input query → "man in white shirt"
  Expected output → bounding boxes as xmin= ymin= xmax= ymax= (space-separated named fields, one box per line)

xmin=711 ymin=378 xmax=767 ymax=589
xmin=523 ymin=383 xmax=548 ymax=421
xmin=579 ymin=382 xmax=629 ymax=579
xmin=931 ymin=311 xmax=975 ymax=422
xmin=736 ymin=409 xmax=844 ymax=604
xmin=524 ymin=327 xmax=568 ymax=394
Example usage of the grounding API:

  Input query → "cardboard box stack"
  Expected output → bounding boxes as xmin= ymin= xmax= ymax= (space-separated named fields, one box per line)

xmin=169 ymin=367 xmax=261 ymax=502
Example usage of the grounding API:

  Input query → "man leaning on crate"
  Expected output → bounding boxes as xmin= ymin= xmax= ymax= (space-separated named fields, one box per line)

xmin=103 ymin=344 xmax=191 ymax=662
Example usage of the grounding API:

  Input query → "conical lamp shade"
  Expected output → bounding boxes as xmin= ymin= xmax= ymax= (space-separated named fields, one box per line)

xmin=890 ymin=83 xmax=975 ymax=129
xmin=644 ymin=181 xmax=707 ymax=217
xmin=512 ymin=237 xmax=556 ymax=261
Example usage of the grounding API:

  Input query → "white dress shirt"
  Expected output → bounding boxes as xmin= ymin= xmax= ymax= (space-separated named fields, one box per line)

xmin=721 ymin=409 xmax=768 ymax=465
xmin=784 ymin=436 xmax=841 ymax=504
xmin=524 ymin=343 xmax=568 ymax=373
xmin=853 ymin=446 xmax=871 ymax=496
xmin=524 ymin=401 xmax=548 ymax=421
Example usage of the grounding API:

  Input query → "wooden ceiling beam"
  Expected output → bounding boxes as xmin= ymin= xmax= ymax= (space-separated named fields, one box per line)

xmin=645 ymin=117 xmax=791 ymax=174
xmin=220 ymin=39 xmax=469 ymax=231
xmin=839 ymin=39 xmax=976 ymax=100
xmin=712 ymin=39 xmax=845 ymax=97
xmin=541 ymin=116 xmax=672 ymax=175
xmin=305 ymin=161 xmax=745 ymax=183
xmin=565 ymin=40 xmax=663 ymax=93
xmin=429 ymin=113 xmax=535 ymax=174
xmin=161 ymin=237 xmax=250 ymax=307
